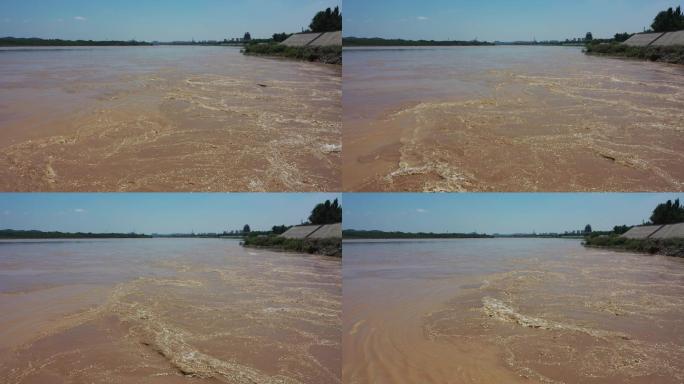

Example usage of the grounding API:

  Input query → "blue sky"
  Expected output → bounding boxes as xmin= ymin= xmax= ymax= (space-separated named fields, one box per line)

xmin=0 ymin=193 xmax=340 ymax=234
xmin=343 ymin=193 xmax=684 ymax=234
xmin=2 ymin=193 xmax=681 ymax=235
xmin=345 ymin=0 xmax=680 ymax=41
xmin=0 ymin=0 xmax=340 ymax=41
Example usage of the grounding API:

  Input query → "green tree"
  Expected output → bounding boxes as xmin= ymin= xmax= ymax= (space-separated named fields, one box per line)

xmin=309 ymin=6 xmax=342 ymax=32
xmin=309 ymin=199 xmax=342 ymax=225
xmin=650 ymin=199 xmax=684 ymax=225
xmin=614 ymin=33 xmax=632 ymax=42
xmin=272 ymin=33 xmax=291 ymax=42
xmin=652 ymin=6 xmax=684 ymax=32
xmin=613 ymin=225 xmax=632 ymax=235
xmin=271 ymin=225 xmax=290 ymax=234
xmin=243 ymin=224 xmax=251 ymax=234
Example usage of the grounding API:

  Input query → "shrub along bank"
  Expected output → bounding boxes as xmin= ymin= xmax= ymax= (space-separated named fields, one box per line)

xmin=584 ymin=234 xmax=684 ymax=257
xmin=585 ymin=42 xmax=684 ymax=64
xmin=243 ymin=43 xmax=341 ymax=64
xmin=242 ymin=235 xmax=341 ymax=257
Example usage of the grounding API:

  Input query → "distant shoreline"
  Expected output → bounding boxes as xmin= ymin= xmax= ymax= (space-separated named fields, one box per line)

xmin=343 ymin=230 xmax=492 ymax=239
xmin=343 ymin=37 xmax=588 ymax=47
xmin=343 ymin=45 xmax=583 ymax=49
xmin=0 ymin=229 xmax=245 ymax=240
xmin=0 ymin=37 xmax=152 ymax=46
xmin=342 ymin=237 xmax=583 ymax=240
xmin=0 ymin=36 xmax=245 ymax=47
xmin=342 ymin=229 xmax=588 ymax=240
xmin=0 ymin=230 xmax=152 ymax=240
xmin=343 ymin=37 xmax=493 ymax=47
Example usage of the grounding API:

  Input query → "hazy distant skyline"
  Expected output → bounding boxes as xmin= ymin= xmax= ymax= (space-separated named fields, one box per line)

xmin=0 ymin=193 xmax=340 ymax=234
xmin=0 ymin=0 xmax=341 ymax=41
xmin=344 ymin=194 xmax=684 ymax=234
xmin=345 ymin=0 xmax=679 ymax=41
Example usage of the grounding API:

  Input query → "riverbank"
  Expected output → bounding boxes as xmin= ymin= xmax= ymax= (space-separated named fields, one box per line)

xmin=583 ymin=234 xmax=684 ymax=257
xmin=242 ymin=235 xmax=342 ymax=257
xmin=585 ymin=42 xmax=684 ymax=64
xmin=243 ymin=42 xmax=342 ymax=64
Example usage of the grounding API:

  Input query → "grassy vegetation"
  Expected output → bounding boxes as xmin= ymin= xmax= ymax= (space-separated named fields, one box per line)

xmin=585 ymin=42 xmax=684 ymax=64
xmin=584 ymin=234 xmax=684 ymax=257
xmin=243 ymin=42 xmax=341 ymax=64
xmin=243 ymin=235 xmax=341 ymax=257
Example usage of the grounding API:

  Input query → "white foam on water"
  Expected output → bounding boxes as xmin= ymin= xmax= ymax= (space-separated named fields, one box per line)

xmin=482 ymin=297 xmax=625 ymax=339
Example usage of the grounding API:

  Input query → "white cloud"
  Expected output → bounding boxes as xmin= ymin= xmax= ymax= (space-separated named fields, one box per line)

xmin=74 ymin=208 xmax=86 ymax=213
xmin=416 ymin=208 xmax=427 ymax=213
xmin=417 ymin=16 xmax=429 ymax=21
xmin=74 ymin=16 xmax=86 ymax=21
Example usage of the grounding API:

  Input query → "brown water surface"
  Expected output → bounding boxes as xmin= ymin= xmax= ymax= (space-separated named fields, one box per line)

xmin=343 ymin=46 xmax=684 ymax=191
xmin=343 ymin=238 xmax=684 ymax=383
xmin=0 ymin=47 xmax=341 ymax=191
xmin=0 ymin=239 xmax=341 ymax=383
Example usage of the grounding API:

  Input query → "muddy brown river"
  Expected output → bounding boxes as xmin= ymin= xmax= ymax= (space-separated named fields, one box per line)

xmin=343 ymin=46 xmax=684 ymax=192
xmin=343 ymin=238 xmax=684 ymax=383
xmin=0 ymin=47 xmax=341 ymax=192
xmin=0 ymin=239 xmax=341 ymax=384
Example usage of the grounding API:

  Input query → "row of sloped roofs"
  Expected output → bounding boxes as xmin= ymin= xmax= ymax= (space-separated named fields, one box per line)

xmin=624 ymin=30 xmax=684 ymax=47
xmin=621 ymin=223 xmax=684 ymax=239
xmin=281 ymin=31 xmax=342 ymax=47
xmin=280 ymin=223 xmax=342 ymax=239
